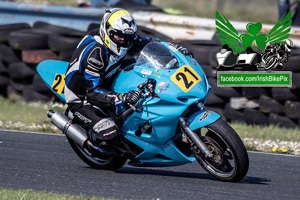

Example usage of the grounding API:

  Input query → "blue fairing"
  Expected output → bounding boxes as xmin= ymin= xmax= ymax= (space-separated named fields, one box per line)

xmin=188 ymin=110 xmax=221 ymax=131
xmin=110 ymin=42 xmax=218 ymax=166
xmin=37 ymin=42 xmax=221 ymax=167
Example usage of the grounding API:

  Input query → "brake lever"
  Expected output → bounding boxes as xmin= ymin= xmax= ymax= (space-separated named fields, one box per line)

xmin=123 ymin=79 xmax=157 ymax=117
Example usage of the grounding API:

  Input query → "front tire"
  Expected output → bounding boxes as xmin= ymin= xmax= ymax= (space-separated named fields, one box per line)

xmin=265 ymin=57 xmax=278 ymax=70
xmin=192 ymin=119 xmax=249 ymax=182
xmin=66 ymin=136 xmax=127 ymax=170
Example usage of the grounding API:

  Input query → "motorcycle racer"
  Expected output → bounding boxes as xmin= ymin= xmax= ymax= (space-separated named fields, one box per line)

xmin=259 ymin=39 xmax=293 ymax=70
xmin=64 ymin=8 xmax=193 ymax=156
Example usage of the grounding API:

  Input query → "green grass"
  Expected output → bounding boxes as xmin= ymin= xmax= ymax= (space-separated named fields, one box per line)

xmin=231 ymin=123 xmax=300 ymax=142
xmin=12 ymin=0 xmax=79 ymax=7
xmin=0 ymin=187 xmax=115 ymax=200
xmin=152 ymin=0 xmax=285 ymax=24
xmin=0 ymin=96 xmax=64 ymax=133
xmin=12 ymin=0 xmax=285 ymax=24
xmin=0 ymin=96 xmax=64 ymax=125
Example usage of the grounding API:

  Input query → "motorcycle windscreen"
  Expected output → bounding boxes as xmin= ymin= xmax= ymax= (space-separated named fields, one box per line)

xmin=36 ymin=60 xmax=68 ymax=103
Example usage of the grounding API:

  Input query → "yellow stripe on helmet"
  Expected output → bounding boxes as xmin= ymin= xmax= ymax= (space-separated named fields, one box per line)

xmin=104 ymin=34 xmax=110 ymax=48
xmin=108 ymin=9 xmax=132 ymax=26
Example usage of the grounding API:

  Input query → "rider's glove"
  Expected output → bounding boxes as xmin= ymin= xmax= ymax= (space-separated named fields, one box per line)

xmin=117 ymin=90 xmax=140 ymax=105
xmin=173 ymin=44 xmax=194 ymax=58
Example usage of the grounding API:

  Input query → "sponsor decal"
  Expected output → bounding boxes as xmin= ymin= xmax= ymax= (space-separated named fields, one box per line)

xmin=189 ymin=59 xmax=197 ymax=68
xmin=74 ymin=112 xmax=92 ymax=124
xmin=103 ymin=130 xmax=117 ymax=137
xmin=141 ymin=69 xmax=152 ymax=75
xmin=199 ymin=111 xmax=212 ymax=122
xmin=94 ymin=118 xmax=116 ymax=133
xmin=88 ymin=57 xmax=102 ymax=66
xmin=154 ymin=72 xmax=161 ymax=77
xmin=157 ymin=82 xmax=170 ymax=93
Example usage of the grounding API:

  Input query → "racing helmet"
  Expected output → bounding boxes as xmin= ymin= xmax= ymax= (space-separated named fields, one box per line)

xmin=99 ymin=8 xmax=137 ymax=56
xmin=284 ymin=39 xmax=293 ymax=52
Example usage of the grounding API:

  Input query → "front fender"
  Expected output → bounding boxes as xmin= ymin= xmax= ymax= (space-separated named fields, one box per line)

xmin=187 ymin=110 xmax=221 ymax=131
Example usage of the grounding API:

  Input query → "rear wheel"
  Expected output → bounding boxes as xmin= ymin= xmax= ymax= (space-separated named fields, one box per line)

xmin=192 ymin=119 xmax=249 ymax=182
xmin=66 ymin=136 xmax=127 ymax=170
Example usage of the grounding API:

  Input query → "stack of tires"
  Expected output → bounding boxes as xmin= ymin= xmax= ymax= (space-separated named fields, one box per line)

xmin=0 ymin=22 xmax=86 ymax=102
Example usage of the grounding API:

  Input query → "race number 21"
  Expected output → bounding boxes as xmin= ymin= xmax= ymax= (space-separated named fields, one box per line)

xmin=51 ymin=73 xmax=65 ymax=94
xmin=170 ymin=65 xmax=201 ymax=92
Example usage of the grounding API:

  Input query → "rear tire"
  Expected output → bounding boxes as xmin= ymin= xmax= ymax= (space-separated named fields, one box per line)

xmin=192 ymin=119 xmax=249 ymax=182
xmin=66 ymin=136 xmax=127 ymax=170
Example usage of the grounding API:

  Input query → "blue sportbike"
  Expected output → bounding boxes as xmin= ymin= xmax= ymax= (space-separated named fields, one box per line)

xmin=37 ymin=41 xmax=249 ymax=182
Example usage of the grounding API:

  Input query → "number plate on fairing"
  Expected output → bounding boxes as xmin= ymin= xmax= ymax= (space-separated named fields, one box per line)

xmin=36 ymin=60 xmax=69 ymax=102
xmin=51 ymin=73 xmax=65 ymax=94
xmin=170 ymin=65 xmax=201 ymax=92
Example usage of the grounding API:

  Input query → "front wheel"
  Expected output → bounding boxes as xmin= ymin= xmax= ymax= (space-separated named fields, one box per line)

xmin=192 ymin=119 xmax=249 ymax=182
xmin=66 ymin=136 xmax=127 ymax=170
xmin=265 ymin=57 xmax=278 ymax=70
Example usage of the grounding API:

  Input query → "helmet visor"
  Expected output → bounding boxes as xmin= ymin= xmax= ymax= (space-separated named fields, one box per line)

xmin=110 ymin=30 xmax=135 ymax=48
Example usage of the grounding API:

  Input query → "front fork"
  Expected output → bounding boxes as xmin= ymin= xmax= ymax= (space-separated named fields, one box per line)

xmin=179 ymin=117 xmax=213 ymax=158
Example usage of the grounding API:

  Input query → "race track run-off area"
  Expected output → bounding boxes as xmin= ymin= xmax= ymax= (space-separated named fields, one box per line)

xmin=0 ymin=130 xmax=300 ymax=200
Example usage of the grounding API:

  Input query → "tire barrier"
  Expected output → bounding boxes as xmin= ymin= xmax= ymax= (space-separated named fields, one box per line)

xmin=0 ymin=44 xmax=21 ymax=64
xmin=0 ymin=22 xmax=86 ymax=102
xmin=223 ymin=103 xmax=245 ymax=123
xmin=48 ymin=32 xmax=86 ymax=52
xmin=0 ymin=22 xmax=300 ymax=129
xmin=0 ymin=23 xmax=31 ymax=43
xmin=8 ymin=62 xmax=36 ymax=79
xmin=268 ymin=113 xmax=298 ymax=129
xmin=258 ymin=95 xmax=285 ymax=115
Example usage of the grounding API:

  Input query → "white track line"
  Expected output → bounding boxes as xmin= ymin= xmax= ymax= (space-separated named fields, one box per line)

xmin=0 ymin=129 xmax=64 ymax=136
xmin=248 ymin=150 xmax=300 ymax=157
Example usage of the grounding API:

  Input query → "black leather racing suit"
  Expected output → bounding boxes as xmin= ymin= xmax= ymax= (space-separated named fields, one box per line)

xmin=64 ymin=29 xmax=151 ymax=141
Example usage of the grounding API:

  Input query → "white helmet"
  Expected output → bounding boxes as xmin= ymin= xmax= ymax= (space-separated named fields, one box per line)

xmin=99 ymin=8 xmax=137 ymax=56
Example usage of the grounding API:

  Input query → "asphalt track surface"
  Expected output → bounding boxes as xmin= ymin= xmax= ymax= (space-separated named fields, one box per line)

xmin=0 ymin=130 xmax=300 ymax=200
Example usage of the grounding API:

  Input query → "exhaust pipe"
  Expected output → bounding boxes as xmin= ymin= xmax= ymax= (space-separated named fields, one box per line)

xmin=47 ymin=110 xmax=87 ymax=147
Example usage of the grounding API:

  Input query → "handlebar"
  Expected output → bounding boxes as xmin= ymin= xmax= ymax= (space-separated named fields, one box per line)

xmin=121 ymin=79 xmax=157 ymax=119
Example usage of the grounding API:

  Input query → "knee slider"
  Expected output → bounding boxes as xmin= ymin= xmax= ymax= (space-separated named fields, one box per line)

xmin=93 ymin=118 xmax=118 ymax=141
